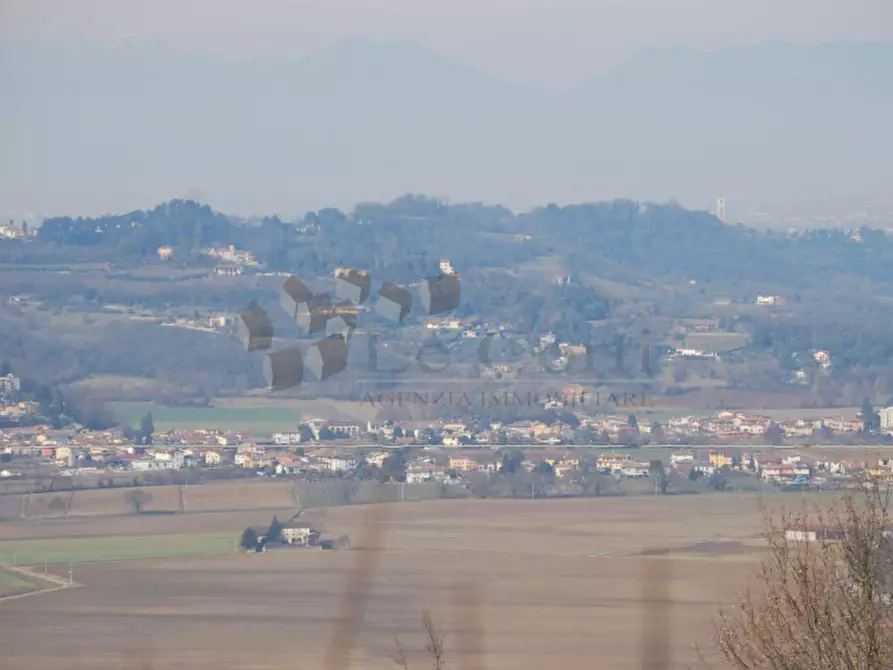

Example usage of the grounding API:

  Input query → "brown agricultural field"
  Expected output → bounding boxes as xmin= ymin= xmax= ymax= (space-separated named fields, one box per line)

xmin=70 ymin=485 xmax=183 ymax=516
xmin=0 ymin=480 xmax=300 ymax=522
xmin=0 ymin=508 xmax=294 ymax=542
xmin=182 ymin=480 xmax=297 ymax=512
xmin=0 ymin=492 xmax=24 ymax=521
xmin=0 ymin=494 xmax=787 ymax=670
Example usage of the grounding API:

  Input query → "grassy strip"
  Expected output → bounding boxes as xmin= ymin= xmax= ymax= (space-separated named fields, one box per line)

xmin=0 ymin=532 xmax=238 ymax=566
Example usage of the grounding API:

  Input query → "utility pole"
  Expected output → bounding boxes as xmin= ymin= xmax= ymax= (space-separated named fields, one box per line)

xmin=44 ymin=559 xmax=48 ymax=576
xmin=68 ymin=563 xmax=73 ymax=586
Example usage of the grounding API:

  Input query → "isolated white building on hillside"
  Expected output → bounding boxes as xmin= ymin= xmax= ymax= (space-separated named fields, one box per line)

xmin=881 ymin=407 xmax=893 ymax=431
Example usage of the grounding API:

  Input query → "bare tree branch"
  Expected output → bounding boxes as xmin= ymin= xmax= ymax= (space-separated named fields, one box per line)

xmin=391 ymin=636 xmax=410 ymax=670
xmin=713 ymin=485 xmax=893 ymax=669
xmin=422 ymin=610 xmax=446 ymax=670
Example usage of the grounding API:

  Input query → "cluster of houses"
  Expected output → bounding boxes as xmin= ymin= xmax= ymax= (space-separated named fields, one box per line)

xmin=0 ymin=220 xmax=36 ymax=240
xmin=0 ymin=374 xmax=42 ymax=424
xmin=7 ymin=416 xmax=893 ymax=490
xmin=664 ymin=410 xmax=864 ymax=440
xmin=0 ymin=403 xmax=891 ymax=470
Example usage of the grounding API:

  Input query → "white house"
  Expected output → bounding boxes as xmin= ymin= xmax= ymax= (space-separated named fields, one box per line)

xmin=620 ymin=462 xmax=651 ymax=478
xmin=321 ymin=456 xmax=358 ymax=473
xmin=280 ymin=521 xmax=320 ymax=546
xmin=880 ymin=407 xmax=893 ymax=431
xmin=784 ymin=525 xmax=846 ymax=543
xmin=670 ymin=450 xmax=694 ymax=466
xmin=272 ymin=432 xmax=304 ymax=445
xmin=324 ymin=422 xmax=361 ymax=440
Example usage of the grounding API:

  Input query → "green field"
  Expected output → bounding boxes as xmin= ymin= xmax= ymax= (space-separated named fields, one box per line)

xmin=0 ymin=566 xmax=35 ymax=591
xmin=110 ymin=403 xmax=301 ymax=435
xmin=0 ymin=565 xmax=53 ymax=597
xmin=684 ymin=332 xmax=748 ymax=353
xmin=0 ymin=532 xmax=239 ymax=566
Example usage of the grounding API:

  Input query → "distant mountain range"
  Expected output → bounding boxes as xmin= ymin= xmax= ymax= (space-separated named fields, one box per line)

xmin=2 ymin=38 xmax=891 ymax=217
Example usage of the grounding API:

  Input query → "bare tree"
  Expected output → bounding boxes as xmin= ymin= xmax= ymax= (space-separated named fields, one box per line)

xmin=422 ymin=611 xmax=446 ymax=670
xmin=712 ymin=486 xmax=893 ymax=669
xmin=392 ymin=611 xmax=447 ymax=670
xmin=125 ymin=489 xmax=153 ymax=514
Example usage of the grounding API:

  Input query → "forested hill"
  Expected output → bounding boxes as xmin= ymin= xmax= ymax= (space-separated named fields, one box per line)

xmin=5 ymin=195 xmax=893 ymax=406
xmin=39 ymin=200 xmax=237 ymax=255
xmin=33 ymin=196 xmax=893 ymax=293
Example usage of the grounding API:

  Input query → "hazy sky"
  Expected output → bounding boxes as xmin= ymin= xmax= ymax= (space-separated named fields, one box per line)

xmin=3 ymin=0 xmax=892 ymax=88
xmin=3 ymin=1 xmax=892 ymax=219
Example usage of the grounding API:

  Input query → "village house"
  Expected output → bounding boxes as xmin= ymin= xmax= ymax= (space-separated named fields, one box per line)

xmin=234 ymin=449 xmax=268 ymax=469
xmin=708 ymin=451 xmax=735 ymax=469
xmin=813 ymin=350 xmax=832 ymax=371
xmin=751 ymin=453 xmax=781 ymax=473
xmin=620 ymin=462 xmax=652 ymax=478
xmin=533 ymin=422 xmax=564 ymax=442
xmin=318 ymin=456 xmax=358 ymax=473
xmin=813 ymin=458 xmax=854 ymax=475
xmin=272 ymin=432 xmax=304 ymax=445
xmin=280 ymin=521 xmax=321 ymax=546
xmin=825 ymin=417 xmax=863 ymax=433
xmin=442 ymin=421 xmax=469 ymax=434
xmin=130 ymin=457 xmax=179 ymax=471
xmin=784 ymin=524 xmax=847 ymax=543
xmin=271 ymin=454 xmax=300 ymax=474
xmin=203 ymin=450 xmax=222 ymax=466
xmin=596 ymin=452 xmax=632 ymax=473
xmin=553 ymin=460 xmax=579 ymax=478
xmin=666 ymin=416 xmax=702 ymax=438
xmin=324 ymin=422 xmax=362 ymax=440
xmin=786 ymin=419 xmax=823 ymax=438
xmin=704 ymin=414 xmax=743 ymax=439
xmin=406 ymin=464 xmax=451 ymax=484
xmin=425 ymin=318 xmax=462 ymax=330
xmin=504 ymin=421 xmax=536 ymax=442
xmin=734 ymin=415 xmax=769 ymax=436
xmin=449 ymin=454 xmax=497 ymax=474
xmin=670 ymin=450 xmax=694 ymax=466
xmin=448 ymin=456 xmax=477 ymax=472
xmin=201 ymin=244 xmax=256 ymax=265
xmin=761 ymin=463 xmax=811 ymax=482
xmin=364 ymin=451 xmax=390 ymax=468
